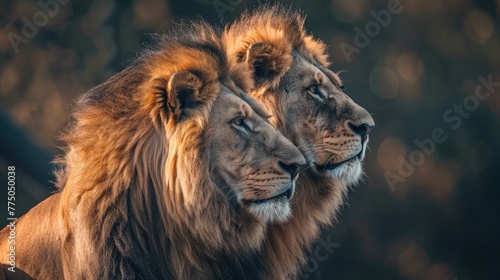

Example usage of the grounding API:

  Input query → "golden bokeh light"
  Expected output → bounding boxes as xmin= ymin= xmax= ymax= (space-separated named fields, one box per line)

xmin=464 ymin=9 xmax=495 ymax=44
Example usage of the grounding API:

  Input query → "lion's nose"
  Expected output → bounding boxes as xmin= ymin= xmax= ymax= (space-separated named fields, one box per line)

xmin=278 ymin=161 xmax=299 ymax=177
xmin=347 ymin=110 xmax=375 ymax=142
xmin=276 ymin=150 xmax=306 ymax=176
xmin=342 ymin=98 xmax=375 ymax=143
xmin=348 ymin=121 xmax=374 ymax=142
xmin=273 ymin=141 xmax=306 ymax=177
xmin=268 ymin=127 xmax=306 ymax=173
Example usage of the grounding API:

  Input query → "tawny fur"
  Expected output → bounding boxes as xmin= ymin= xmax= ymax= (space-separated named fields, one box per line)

xmin=224 ymin=4 xmax=329 ymax=92
xmin=225 ymin=4 xmax=374 ymax=279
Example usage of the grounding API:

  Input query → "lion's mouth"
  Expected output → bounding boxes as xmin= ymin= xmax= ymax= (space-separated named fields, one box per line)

xmin=317 ymin=151 xmax=362 ymax=171
xmin=243 ymin=186 xmax=293 ymax=205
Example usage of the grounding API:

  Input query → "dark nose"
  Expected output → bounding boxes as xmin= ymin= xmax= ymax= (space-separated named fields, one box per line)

xmin=278 ymin=161 xmax=300 ymax=178
xmin=348 ymin=122 xmax=374 ymax=142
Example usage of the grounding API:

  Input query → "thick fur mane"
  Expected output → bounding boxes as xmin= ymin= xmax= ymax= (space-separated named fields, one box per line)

xmin=54 ymin=22 xmax=231 ymax=189
xmin=53 ymin=23 xmax=262 ymax=279
xmin=224 ymin=3 xmax=330 ymax=90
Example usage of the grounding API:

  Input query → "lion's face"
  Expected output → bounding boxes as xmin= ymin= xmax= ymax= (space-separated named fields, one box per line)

xmin=244 ymin=47 xmax=374 ymax=185
xmin=278 ymin=53 xmax=374 ymax=184
xmin=205 ymin=84 xmax=306 ymax=223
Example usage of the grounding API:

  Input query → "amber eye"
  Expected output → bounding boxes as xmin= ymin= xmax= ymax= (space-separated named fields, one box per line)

xmin=232 ymin=117 xmax=250 ymax=132
xmin=233 ymin=118 xmax=243 ymax=126
xmin=306 ymin=84 xmax=324 ymax=102
xmin=307 ymin=85 xmax=318 ymax=94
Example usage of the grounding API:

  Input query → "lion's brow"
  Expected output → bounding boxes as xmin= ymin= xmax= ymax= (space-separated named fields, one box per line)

xmin=222 ymin=82 xmax=269 ymax=119
xmin=293 ymin=50 xmax=341 ymax=87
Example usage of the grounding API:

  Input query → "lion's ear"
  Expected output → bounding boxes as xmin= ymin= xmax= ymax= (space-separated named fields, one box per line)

xmin=245 ymin=42 xmax=290 ymax=85
xmin=166 ymin=71 xmax=203 ymax=121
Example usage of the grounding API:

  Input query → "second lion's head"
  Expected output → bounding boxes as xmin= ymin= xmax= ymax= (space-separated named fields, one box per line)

xmin=224 ymin=5 xmax=375 ymax=186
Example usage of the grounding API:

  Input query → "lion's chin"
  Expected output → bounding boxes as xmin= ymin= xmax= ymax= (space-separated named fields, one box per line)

xmin=317 ymin=144 xmax=367 ymax=186
xmin=317 ymin=147 xmax=365 ymax=186
xmin=245 ymin=197 xmax=292 ymax=223
xmin=325 ymin=156 xmax=363 ymax=186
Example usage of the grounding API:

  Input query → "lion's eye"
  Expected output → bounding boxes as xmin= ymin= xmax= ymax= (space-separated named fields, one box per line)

xmin=340 ymin=85 xmax=346 ymax=91
xmin=233 ymin=118 xmax=243 ymax=126
xmin=232 ymin=117 xmax=250 ymax=132
xmin=306 ymin=84 xmax=323 ymax=103
xmin=307 ymin=85 xmax=318 ymax=94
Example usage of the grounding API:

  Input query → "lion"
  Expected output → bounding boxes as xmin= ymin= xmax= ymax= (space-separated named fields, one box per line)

xmin=224 ymin=4 xmax=375 ymax=279
xmin=0 ymin=22 xmax=306 ymax=279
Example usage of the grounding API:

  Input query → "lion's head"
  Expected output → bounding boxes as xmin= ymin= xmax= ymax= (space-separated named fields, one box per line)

xmin=52 ymin=22 xmax=305 ymax=279
xmin=224 ymin=6 xmax=374 ymax=185
xmin=143 ymin=51 xmax=306 ymax=224
xmin=205 ymin=85 xmax=307 ymax=223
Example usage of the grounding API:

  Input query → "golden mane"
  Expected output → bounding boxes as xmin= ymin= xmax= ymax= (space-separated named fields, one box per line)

xmin=224 ymin=3 xmax=329 ymax=91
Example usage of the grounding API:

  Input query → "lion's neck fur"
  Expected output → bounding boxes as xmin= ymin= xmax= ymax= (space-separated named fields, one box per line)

xmin=262 ymin=171 xmax=347 ymax=280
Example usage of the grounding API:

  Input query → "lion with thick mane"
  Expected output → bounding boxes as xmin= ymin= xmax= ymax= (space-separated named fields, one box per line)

xmin=224 ymin=4 xmax=375 ymax=279
xmin=0 ymin=22 xmax=306 ymax=279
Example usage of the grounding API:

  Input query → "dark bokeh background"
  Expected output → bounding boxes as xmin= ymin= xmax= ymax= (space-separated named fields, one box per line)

xmin=1 ymin=0 xmax=499 ymax=279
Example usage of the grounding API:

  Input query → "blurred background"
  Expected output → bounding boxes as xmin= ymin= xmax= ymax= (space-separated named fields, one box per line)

xmin=0 ymin=0 xmax=499 ymax=279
